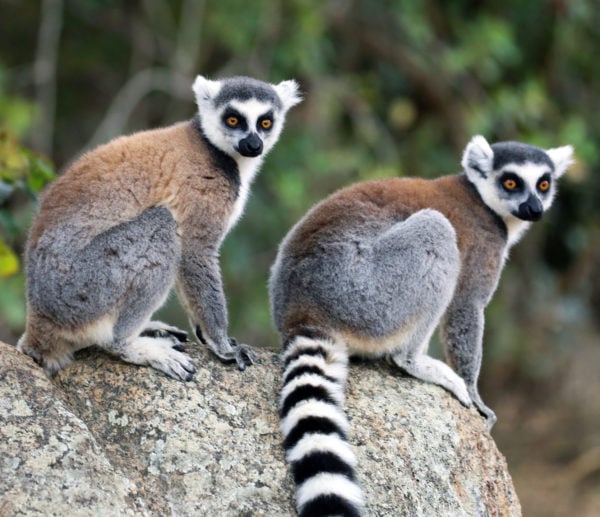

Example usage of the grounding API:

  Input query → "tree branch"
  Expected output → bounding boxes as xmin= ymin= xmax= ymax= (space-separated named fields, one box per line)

xmin=84 ymin=68 xmax=191 ymax=149
xmin=32 ymin=0 xmax=64 ymax=156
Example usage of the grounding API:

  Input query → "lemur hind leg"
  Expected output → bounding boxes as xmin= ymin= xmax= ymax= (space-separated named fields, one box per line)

xmin=97 ymin=206 xmax=196 ymax=380
xmin=374 ymin=209 xmax=471 ymax=406
xmin=391 ymin=337 xmax=471 ymax=407
xmin=19 ymin=206 xmax=193 ymax=379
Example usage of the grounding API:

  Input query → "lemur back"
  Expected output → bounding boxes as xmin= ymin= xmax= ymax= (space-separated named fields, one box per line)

xmin=19 ymin=75 xmax=301 ymax=380
xmin=270 ymin=136 xmax=573 ymax=516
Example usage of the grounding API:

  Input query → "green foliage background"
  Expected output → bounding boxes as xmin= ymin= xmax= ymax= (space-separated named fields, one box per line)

xmin=1 ymin=1 xmax=598 ymax=514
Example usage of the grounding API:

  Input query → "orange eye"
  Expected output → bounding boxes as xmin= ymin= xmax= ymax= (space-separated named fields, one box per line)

xmin=260 ymin=119 xmax=272 ymax=130
xmin=226 ymin=116 xmax=239 ymax=127
xmin=503 ymin=178 xmax=517 ymax=190
xmin=538 ymin=179 xmax=550 ymax=192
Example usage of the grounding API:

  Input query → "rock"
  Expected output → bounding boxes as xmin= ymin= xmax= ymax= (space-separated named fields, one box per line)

xmin=0 ymin=340 xmax=521 ymax=516
xmin=0 ymin=341 xmax=144 ymax=516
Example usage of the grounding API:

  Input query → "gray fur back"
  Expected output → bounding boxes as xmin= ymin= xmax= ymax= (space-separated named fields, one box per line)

xmin=270 ymin=209 xmax=460 ymax=339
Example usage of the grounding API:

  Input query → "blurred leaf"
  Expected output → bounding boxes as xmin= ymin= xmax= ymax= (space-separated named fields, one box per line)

xmin=24 ymin=150 xmax=56 ymax=192
xmin=0 ymin=270 xmax=26 ymax=329
xmin=0 ymin=235 xmax=19 ymax=277
xmin=0 ymin=130 xmax=28 ymax=182
xmin=0 ymin=180 xmax=14 ymax=204
xmin=0 ymin=127 xmax=55 ymax=281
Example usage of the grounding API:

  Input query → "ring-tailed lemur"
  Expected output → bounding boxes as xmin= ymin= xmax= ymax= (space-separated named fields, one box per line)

xmin=18 ymin=75 xmax=301 ymax=381
xmin=269 ymin=136 xmax=573 ymax=516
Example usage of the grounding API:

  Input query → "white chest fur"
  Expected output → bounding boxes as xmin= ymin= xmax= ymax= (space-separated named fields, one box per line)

xmin=224 ymin=156 xmax=263 ymax=235
xmin=504 ymin=217 xmax=531 ymax=248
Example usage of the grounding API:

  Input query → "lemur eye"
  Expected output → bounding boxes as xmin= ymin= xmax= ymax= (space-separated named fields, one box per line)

xmin=226 ymin=116 xmax=239 ymax=127
xmin=503 ymin=178 xmax=518 ymax=190
xmin=538 ymin=179 xmax=550 ymax=192
xmin=260 ymin=119 xmax=273 ymax=130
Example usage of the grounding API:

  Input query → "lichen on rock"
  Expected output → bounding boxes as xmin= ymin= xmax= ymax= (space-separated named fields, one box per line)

xmin=0 ymin=340 xmax=521 ymax=516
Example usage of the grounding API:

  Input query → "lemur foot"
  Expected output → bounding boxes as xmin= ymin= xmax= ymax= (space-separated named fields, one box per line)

xmin=392 ymin=353 xmax=472 ymax=408
xmin=468 ymin=386 xmax=497 ymax=430
xmin=228 ymin=337 xmax=255 ymax=370
xmin=141 ymin=321 xmax=190 ymax=344
xmin=120 ymin=336 xmax=197 ymax=381
xmin=194 ymin=327 xmax=255 ymax=370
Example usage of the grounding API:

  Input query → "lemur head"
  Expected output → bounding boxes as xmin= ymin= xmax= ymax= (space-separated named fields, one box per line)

xmin=462 ymin=135 xmax=573 ymax=223
xmin=193 ymin=75 xmax=301 ymax=160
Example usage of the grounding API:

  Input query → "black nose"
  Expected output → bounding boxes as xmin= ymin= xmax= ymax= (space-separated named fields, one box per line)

xmin=238 ymin=133 xmax=263 ymax=157
xmin=516 ymin=194 xmax=543 ymax=221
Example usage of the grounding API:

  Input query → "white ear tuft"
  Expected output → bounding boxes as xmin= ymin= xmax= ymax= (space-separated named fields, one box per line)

xmin=461 ymin=135 xmax=494 ymax=179
xmin=546 ymin=145 xmax=574 ymax=177
xmin=192 ymin=75 xmax=221 ymax=105
xmin=274 ymin=79 xmax=302 ymax=111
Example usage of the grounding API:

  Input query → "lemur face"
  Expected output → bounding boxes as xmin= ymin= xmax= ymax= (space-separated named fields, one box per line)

xmin=493 ymin=162 xmax=553 ymax=221
xmin=218 ymin=98 xmax=277 ymax=158
xmin=192 ymin=75 xmax=301 ymax=160
xmin=462 ymin=136 xmax=573 ymax=222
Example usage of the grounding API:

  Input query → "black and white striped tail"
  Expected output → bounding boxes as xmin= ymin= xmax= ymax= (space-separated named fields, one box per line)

xmin=280 ymin=335 xmax=364 ymax=517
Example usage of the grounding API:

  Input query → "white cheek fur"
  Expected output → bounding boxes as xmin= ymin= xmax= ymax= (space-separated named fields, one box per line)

xmin=470 ymin=162 xmax=557 ymax=248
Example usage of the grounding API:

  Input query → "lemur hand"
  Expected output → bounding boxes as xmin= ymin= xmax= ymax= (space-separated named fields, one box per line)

xmin=468 ymin=386 xmax=497 ymax=430
xmin=227 ymin=337 xmax=255 ymax=370
xmin=195 ymin=327 xmax=255 ymax=370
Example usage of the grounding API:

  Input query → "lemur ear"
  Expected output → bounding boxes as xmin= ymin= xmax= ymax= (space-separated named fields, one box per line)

xmin=546 ymin=145 xmax=574 ymax=177
xmin=273 ymin=80 xmax=302 ymax=111
xmin=461 ymin=135 xmax=494 ymax=180
xmin=192 ymin=75 xmax=221 ymax=106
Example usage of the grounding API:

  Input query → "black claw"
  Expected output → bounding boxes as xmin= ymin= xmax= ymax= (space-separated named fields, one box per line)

xmin=168 ymin=329 xmax=190 ymax=343
xmin=234 ymin=342 xmax=255 ymax=370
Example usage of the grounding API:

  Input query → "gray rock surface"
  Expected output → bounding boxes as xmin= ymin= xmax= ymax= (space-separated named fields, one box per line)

xmin=0 ymin=339 xmax=521 ymax=516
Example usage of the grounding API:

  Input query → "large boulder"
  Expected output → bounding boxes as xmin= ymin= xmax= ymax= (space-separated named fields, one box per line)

xmin=0 ymin=340 xmax=521 ymax=516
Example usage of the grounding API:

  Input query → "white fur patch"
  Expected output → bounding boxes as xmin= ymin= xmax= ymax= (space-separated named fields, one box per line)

xmin=280 ymin=374 xmax=346 ymax=408
xmin=224 ymin=153 xmax=263 ymax=234
xmin=282 ymin=336 xmax=350 ymax=383
xmin=282 ymin=354 xmax=348 ymax=385
xmin=192 ymin=75 xmax=222 ymax=103
xmin=297 ymin=473 xmax=364 ymax=510
xmin=336 ymin=321 xmax=420 ymax=356
xmin=462 ymin=135 xmax=494 ymax=178
xmin=546 ymin=145 xmax=574 ymax=177
xmin=287 ymin=433 xmax=357 ymax=467
xmin=120 ymin=336 xmax=195 ymax=381
xmin=121 ymin=336 xmax=175 ymax=364
xmin=503 ymin=218 xmax=531 ymax=248
xmin=281 ymin=400 xmax=349 ymax=437
xmin=273 ymin=79 xmax=302 ymax=111
xmin=57 ymin=313 xmax=115 ymax=346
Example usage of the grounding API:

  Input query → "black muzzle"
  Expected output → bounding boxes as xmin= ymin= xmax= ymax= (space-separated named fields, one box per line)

xmin=238 ymin=133 xmax=263 ymax=157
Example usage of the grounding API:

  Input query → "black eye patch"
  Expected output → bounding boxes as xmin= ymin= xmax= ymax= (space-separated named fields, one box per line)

xmin=222 ymin=108 xmax=248 ymax=131
xmin=498 ymin=171 xmax=525 ymax=193
xmin=536 ymin=173 xmax=552 ymax=194
xmin=257 ymin=110 xmax=275 ymax=132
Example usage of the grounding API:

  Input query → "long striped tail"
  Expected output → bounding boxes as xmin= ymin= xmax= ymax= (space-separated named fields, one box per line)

xmin=280 ymin=335 xmax=364 ymax=516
